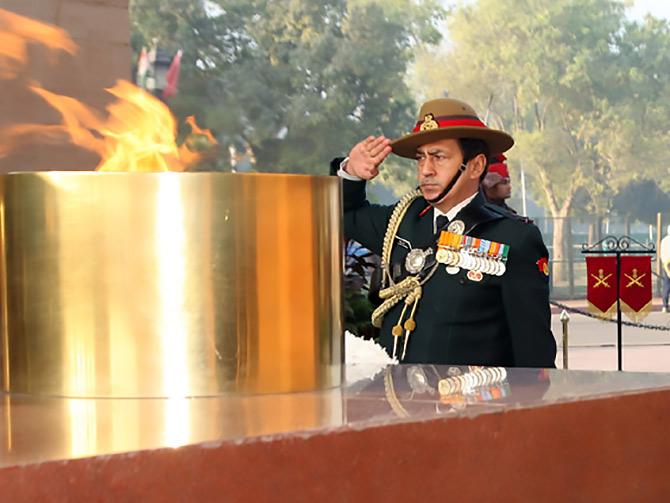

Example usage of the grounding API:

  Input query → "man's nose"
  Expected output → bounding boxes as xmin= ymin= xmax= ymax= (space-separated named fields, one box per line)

xmin=419 ymin=158 xmax=435 ymax=176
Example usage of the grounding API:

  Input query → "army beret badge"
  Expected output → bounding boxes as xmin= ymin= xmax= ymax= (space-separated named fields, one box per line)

xmin=419 ymin=113 xmax=439 ymax=131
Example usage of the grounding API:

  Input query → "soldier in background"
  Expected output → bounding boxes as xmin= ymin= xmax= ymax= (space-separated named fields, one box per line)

xmin=482 ymin=154 xmax=516 ymax=214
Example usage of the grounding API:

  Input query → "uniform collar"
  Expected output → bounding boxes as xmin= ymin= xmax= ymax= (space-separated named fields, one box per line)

xmin=433 ymin=191 xmax=478 ymax=232
xmin=402 ymin=190 xmax=505 ymax=250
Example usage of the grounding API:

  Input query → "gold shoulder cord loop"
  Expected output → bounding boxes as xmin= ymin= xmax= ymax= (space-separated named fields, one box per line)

xmin=380 ymin=189 xmax=422 ymax=290
xmin=372 ymin=189 xmax=438 ymax=360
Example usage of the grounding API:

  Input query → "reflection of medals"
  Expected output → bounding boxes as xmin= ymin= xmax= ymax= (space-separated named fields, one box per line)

xmin=406 ymin=365 xmax=435 ymax=395
xmin=438 ymin=367 xmax=508 ymax=396
xmin=405 ymin=248 xmax=433 ymax=274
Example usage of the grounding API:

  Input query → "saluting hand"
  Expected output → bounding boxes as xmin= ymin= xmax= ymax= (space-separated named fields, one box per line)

xmin=344 ymin=135 xmax=392 ymax=180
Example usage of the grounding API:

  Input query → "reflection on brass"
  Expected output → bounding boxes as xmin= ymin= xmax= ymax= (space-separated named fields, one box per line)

xmin=1 ymin=388 xmax=344 ymax=465
xmin=0 ymin=173 xmax=343 ymax=397
xmin=437 ymin=367 xmax=508 ymax=396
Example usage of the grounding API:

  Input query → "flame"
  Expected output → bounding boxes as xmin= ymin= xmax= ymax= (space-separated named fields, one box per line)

xmin=0 ymin=8 xmax=216 ymax=172
xmin=0 ymin=80 xmax=217 ymax=171
xmin=96 ymin=81 xmax=191 ymax=172
xmin=96 ymin=84 xmax=218 ymax=172
xmin=0 ymin=8 xmax=76 ymax=79
xmin=185 ymin=115 xmax=217 ymax=145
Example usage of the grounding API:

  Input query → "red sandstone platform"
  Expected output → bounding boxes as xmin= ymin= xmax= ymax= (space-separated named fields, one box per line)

xmin=2 ymin=365 xmax=670 ymax=501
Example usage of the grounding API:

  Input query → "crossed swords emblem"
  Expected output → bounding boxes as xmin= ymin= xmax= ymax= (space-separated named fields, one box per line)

xmin=591 ymin=269 xmax=612 ymax=288
xmin=624 ymin=268 xmax=645 ymax=288
xmin=590 ymin=268 xmax=646 ymax=288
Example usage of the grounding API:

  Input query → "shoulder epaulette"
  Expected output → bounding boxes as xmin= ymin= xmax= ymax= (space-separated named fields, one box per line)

xmin=483 ymin=203 xmax=534 ymax=224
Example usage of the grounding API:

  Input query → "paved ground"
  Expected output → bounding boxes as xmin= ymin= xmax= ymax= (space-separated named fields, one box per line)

xmin=552 ymin=304 xmax=670 ymax=372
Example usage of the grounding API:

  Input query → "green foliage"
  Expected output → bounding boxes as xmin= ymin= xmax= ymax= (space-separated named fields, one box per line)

xmin=611 ymin=179 xmax=670 ymax=225
xmin=130 ymin=0 xmax=444 ymax=172
xmin=343 ymin=239 xmax=379 ymax=338
xmin=344 ymin=289 xmax=377 ymax=337
xmin=411 ymin=0 xmax=670 ymax=217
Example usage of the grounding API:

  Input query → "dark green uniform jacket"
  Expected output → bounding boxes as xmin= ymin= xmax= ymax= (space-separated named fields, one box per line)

xmin=334 ymin=161 xmax=557 ymax=368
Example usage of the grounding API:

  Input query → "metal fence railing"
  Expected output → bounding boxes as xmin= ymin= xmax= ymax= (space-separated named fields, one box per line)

xmin=533 ymin=213 xmax=669 ymax=299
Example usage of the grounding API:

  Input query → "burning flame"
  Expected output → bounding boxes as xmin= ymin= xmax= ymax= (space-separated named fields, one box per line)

xmin=0 ymin=8 xmax=76 ymax=79
xmin=0 ymin=8 xmax=216 ymax=172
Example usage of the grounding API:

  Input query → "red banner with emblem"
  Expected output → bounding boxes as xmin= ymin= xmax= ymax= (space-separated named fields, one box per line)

xmin=619 ymin=255 xmax=653 ymax=320
xmin=586 ymin=256 xmax=617 ymax=316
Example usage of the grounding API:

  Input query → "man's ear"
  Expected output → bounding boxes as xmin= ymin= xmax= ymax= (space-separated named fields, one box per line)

xmin=466 ymin=153 xmax=487 ymax=179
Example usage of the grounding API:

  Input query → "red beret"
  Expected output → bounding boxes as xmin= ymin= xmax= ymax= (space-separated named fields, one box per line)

xmin=488 ymin=153 xmax=509 ymax=178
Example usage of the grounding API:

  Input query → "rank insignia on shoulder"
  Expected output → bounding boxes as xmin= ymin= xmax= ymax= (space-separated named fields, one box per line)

xmin=536 ymin=257 xmax=550 ymax=277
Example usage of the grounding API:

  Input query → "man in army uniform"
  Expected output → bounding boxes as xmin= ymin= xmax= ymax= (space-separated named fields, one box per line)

xmin=332 ymin=98 xmax=556 ymax=368
xmin=482 ymin=154 xmax=516 ymax=214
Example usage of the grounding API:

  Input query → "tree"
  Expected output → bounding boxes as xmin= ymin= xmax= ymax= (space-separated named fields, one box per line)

xmin=611 ymin=179 xmax=670 ymax=225
xmin=129 ymin=0 xmax=444 ymax=173
xmin=410 ymin=0 xmax=670 ymax=280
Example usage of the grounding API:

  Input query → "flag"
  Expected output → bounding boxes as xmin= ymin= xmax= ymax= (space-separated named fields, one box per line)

xmin=619 ymin=255 xmax=652 ymax=321
xmin=586 ymin=256 xmax=617 ymax=317
xmin=136 ymin=47 xmax=149 ymax=89
xmin=162 ymin=49 xmax=182 ymax=99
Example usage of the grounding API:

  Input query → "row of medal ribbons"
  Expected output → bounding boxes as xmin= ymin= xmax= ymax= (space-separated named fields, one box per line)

xmin=436 ymin=231 xmax=510 ymax=276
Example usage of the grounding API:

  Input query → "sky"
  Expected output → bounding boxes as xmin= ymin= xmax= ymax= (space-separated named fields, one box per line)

xmin=627 ymin=0 xmax=670 ymax=21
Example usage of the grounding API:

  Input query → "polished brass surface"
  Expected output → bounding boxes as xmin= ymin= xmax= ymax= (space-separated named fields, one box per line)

xmin=0 ymin=389 xmax=345 ymax=466
xmin=2 ymin=369 xmax=350 ymax=467
xmin=0 ymin=172 xmax=343 ymax=397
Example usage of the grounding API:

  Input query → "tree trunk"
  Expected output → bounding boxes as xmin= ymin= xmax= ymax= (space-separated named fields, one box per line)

xmin=527 ymin=160 xmax=578 ymax=285
xmin=552 ymin=215 xmax=570 ymax=284
xmin=550 ymin=194 xmax=576 ymax=284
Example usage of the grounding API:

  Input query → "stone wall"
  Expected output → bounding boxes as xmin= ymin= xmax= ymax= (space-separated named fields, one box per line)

xmin=0 ymin=0 xmax=130 ymax=172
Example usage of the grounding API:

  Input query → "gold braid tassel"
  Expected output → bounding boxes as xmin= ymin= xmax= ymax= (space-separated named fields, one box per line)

xmin=370 ymin=278 xmax=423 ymax=360
xmin=401 ymin=286 xmax=422 ymax=360
xmin=371 ymin=276 xmax=420 ymax=328
xmin=371 ymin=189 xmax=431 ymax=360
xmin=391 ymin=299 xmax=411 ymax=359
xmin=379 ymin=189 xmax=422 ymax=291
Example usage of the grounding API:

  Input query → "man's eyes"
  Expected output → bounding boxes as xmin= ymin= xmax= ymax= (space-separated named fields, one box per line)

xmin=416 ymin=153 xmax=448 ymax=160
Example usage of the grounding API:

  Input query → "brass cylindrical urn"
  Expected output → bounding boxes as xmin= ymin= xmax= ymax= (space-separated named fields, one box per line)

xmin=0 ymin=172 xmax=343 ymax=397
